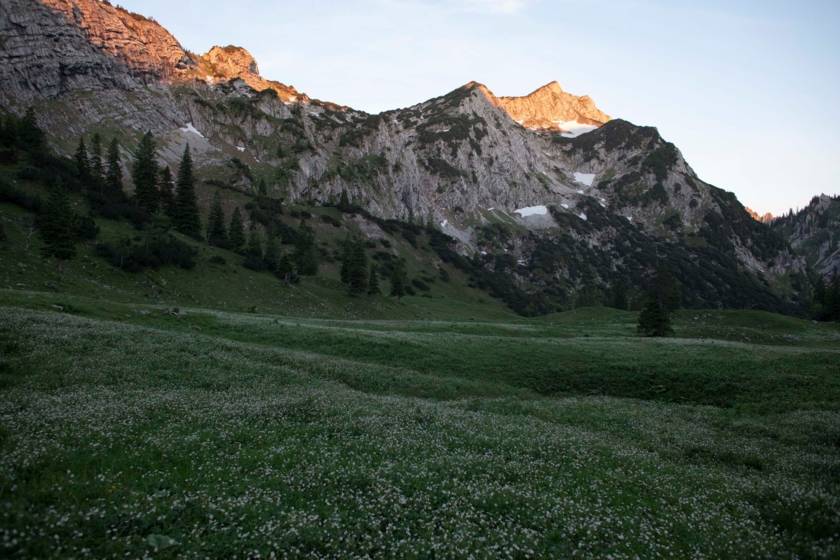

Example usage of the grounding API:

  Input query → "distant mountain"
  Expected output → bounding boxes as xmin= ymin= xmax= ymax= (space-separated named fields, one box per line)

xmin=771 ymin=194 xmax=840 ymax=278
xmin=0 ymin=0 xmax=814 ymax=312
xmin=746 ymin=208 xmax=774 ymax=224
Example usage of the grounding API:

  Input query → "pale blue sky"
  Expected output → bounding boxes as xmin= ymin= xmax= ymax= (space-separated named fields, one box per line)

xmin=120 ymin=0 xmax=840 ymax=214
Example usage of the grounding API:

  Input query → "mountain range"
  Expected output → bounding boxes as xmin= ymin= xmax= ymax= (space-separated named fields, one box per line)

xmin=2 ymin=0 xmax=834 ymax=313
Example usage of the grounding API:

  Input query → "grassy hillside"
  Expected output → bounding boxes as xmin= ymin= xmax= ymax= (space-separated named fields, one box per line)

xmin=1 ymin=295 xmax=839 ymax=557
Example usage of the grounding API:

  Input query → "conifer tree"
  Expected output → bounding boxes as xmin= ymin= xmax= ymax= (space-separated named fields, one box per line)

xmin=173 ymin=145 xmax=202 ymax=238
xmin=105 ymin=138 xmax=123 ymax=196
xmin=264 ymin=235 xmax=280 ymax=272
xmin=229 ymin=207 xmax=246 ymax=252
xmin=74 ymin=136 xmax=91 ymax=187
xmin=338 ymin=190 xmax=351 ymax=212
xmin=390 ymin=258 xmax=407 ymax=299
xmin=206 ymin=191 xmax=228 ymax=248
xmin=347 ymin=240 xmax=368 ymax=296
xmin=293 ymin=220 xmax=318 ymax=276
xmin=132 ymin=132 xmax=159 ymax=215
xmin=39 ymin=182 xmax=77 ymax=267
xmin=0 ymin=222 xmax=6 ymax=242
xmin=158 ymin=166 xmax=175 ymax=218
xmin=257 ymin=178 xmax=267 ymax=196
xmin=89 ymin=133 xmax=103 ymax=186
xmin=368 ymin=265 xmax=380 ymax=295
xmin=243 ymin=226 xmax=264 ymax=270
xmin=340 ymin=235 xmax=352 ymax=284
xmin=637 ymin=296 xmax=672 ymax=337
xmin=18 ymin=107 xmax=45 ymax=159
xmin=637 ymin=268 xmax=675 ymax=337
xmin=276 ymin=254 xmax=296 ymax=283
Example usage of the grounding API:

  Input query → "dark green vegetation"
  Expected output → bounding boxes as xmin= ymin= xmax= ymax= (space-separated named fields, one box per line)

xmin=1 ymin=294 xmax=839 ymax=558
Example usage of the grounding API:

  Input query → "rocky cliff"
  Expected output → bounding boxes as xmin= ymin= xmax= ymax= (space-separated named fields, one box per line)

xmin=771 ymin=194 xmax=840 ymax=277
xmin=0 ymin=0 xmax=812 ymax=311
xmin=496 ymin=81 xmax=610 ymax=135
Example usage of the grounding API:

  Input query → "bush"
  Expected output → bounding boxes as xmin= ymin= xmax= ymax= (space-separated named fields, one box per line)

xmin=96 ymin=234 xmax=196 ymax=272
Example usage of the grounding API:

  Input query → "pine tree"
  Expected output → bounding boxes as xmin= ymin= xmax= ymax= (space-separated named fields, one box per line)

xmin=257 ymin=178 xmax=267 ymax=196
xmin=74 ymin=136 xmax=91 ymax=187
xmin=229 ymin=207 xmax=246 ymax=252
xmin=206 ymin=191 xmax=228 ymax=248
xmin=637 ymin=296 xmax=672 ymax=337
xmin=347 ymin=240 xmax=368 ymax=296
xmin=158 ymin=166 xmax=175 ymax=218
xmin=367 ymin=265 xmax=380 ymax=295
xmin=18 ymin=107 xmax=45 ymax=159
xmin=132 ymin=132 xmax=159 ymax=215
xmin=0 ymin=222 xmax=7 ymax=242
xmin=173 ymin=145 xmax=202 ymax=238
xmin=105 ymin=138 xmax=123 ymax=196
xmin=339 ymin=235 xmax=352 ymax=284
xmin=276 ymin=254 xmax=296 ymax=283
xmin=293 ymin=220 xmax=318 ymax=276
xmin=264 ymin=235 xmax=280 ymax=272
xmin=338 ymin=189 xmax=351 ymax=212
xmin=637 ymin=268 xmax=675 ymax=337
xmin=38 ymin=182 xmax=77 ymax=267
xmin=243 ymin=226 xmax=264 ymax=270
xmin=89 ymin=133 xmax=103 ymax=187
xmin=390 ymin=258 xmax=407 ymax=299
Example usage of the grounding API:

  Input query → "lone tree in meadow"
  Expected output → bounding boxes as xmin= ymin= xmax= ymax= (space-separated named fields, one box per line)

xmin=173 ymin=145 xmax=202 ymax=239
xmin=206 ymin=191 xmax=228 ymax=248
xmin=228 ymin=207 xmax=246 ymax=252
xmin=132 ymin=132 xmax=159 ymax=215
xmin=637 ymin=268 xmax=675 ymax=337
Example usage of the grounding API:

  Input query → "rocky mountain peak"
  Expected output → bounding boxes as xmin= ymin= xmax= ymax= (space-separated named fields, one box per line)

xmin=746 ymin=207 xmax=775 ymax=223
xmin=495 ymin=80 xmax=610 ymax=136
xmin=37 ymin=0 xmax=194 ymax=79
xmin=194 ymin=45 xmax=307 ymax=104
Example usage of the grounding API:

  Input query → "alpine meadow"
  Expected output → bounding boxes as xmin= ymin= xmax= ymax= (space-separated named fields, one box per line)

xmin=1 ymin=1 xmax=839 ymax=558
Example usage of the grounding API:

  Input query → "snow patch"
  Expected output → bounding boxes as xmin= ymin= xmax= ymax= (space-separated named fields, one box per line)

xmin=180 ymin=123 xmax=204 ymax=138
xmin=561 ymin=203 xmax=569 ymax=209
xmin=557 ymin=120 xmax=598 ymax=138
xmin=440 ymin=219 xmax=449 ymax=228
xmin=514 ymin=205 xmax=548 ymax=217
xmin=236 ymin=146 xmax=245 ymax=152
xmin=578 ymin=212 xmax=588 ymax=221
xmin=573 ymin=172 xmax=596 ymax=187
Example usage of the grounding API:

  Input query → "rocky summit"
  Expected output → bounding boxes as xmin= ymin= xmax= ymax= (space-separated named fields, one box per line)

xmin=0 ymin=0 xmax=822 ymax=312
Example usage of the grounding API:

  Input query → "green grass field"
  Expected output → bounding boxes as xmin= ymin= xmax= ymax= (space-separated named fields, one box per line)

xmin=1 ymin=288 xmax=839 ymax=558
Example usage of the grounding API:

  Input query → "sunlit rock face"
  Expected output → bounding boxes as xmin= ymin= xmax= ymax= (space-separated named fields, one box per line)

xmin=495 ymin=81 xmax=610 ymax=134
